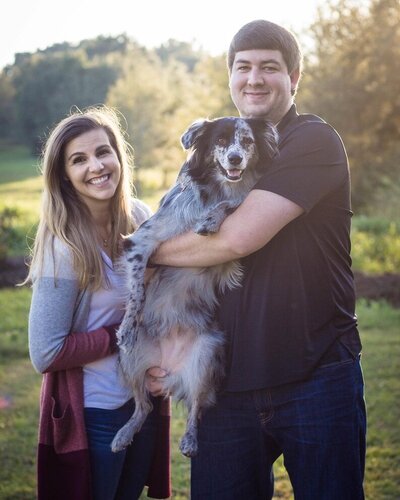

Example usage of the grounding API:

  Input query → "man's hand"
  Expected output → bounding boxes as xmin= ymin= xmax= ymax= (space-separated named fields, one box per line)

xmin=145 ymin=366 xmax=169 ymax=397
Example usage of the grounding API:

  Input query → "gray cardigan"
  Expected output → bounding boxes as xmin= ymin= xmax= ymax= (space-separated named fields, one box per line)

xmin=29 ymin=199 xmax=152 ymax=373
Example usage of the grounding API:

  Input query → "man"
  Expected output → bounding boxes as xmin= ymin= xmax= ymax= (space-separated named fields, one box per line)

xmin=148 ymin=19 xmax=366 ymax=499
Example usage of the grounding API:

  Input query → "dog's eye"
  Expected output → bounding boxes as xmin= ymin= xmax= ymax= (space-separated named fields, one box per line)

xmin=242 ymin=136 xmax=255 ymax=145
xmin=217 ymin=138 xmax=227 ymax=147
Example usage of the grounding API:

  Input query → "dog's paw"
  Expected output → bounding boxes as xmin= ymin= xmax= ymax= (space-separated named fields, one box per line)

xmin=194 ymin=218 xmax=219 ymax=236
xmin=179 ymin=432 xmax=198 ymax=457
xmin=111 ymin=431 xmax=131 ymax=453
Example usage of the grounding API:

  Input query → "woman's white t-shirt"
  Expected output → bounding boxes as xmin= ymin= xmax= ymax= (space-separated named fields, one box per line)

xmin=83 ymin=199 xmax=152 ymax=409
xmin=83 ymin=250 xmax=132 ymax=409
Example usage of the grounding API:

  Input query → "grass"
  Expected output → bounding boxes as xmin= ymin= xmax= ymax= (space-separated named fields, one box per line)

xmin=0 ymin=289 xmax=399 ymax=499
xmin=0 ymin=147 xmax=399 ymax=498
xmin=0 ymin=146 xmax=172 ymax=215
xmin=0 ymin=147 xmax=42 ymax=221
xmin=0 ymin=147 xmax=170 ymax=257
xmin=2 ymin=146 xmax=400 ymax=275
xmin=0 ymin=147 xmax=40 ymax=184
xmin=357 ymin=301 xmax=400 ymax=498
xmin=0 ymin=148 xmax=169 ymax=262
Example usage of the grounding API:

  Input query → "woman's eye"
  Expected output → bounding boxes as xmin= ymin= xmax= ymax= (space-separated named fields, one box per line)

xmin=72 ymin=156 xmax=85 ymax=164
xmin=98 ymin=148 xmax=110 ymax=157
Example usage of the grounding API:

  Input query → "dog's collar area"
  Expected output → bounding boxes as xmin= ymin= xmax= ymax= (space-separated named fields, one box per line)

xmin=179 ymin=175 xmax=191 ymax=191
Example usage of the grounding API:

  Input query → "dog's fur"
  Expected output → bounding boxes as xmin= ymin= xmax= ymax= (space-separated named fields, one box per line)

xmin=111 ymin=116 xmax=278 ymax=457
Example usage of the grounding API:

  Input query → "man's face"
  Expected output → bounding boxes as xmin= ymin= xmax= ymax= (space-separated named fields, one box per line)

xmin=229 ymin=49 xmax=300 ymax=124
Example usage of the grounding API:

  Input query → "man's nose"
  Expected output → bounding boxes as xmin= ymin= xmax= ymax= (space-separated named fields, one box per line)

xmin=247 ymin=68 xmax=264 ymax=86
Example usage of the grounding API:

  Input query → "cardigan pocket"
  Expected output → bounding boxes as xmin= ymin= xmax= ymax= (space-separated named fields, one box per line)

xmin=51 ymin=397 xmax=74 ymax=454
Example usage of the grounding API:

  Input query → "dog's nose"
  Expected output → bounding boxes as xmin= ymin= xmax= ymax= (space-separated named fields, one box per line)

xmin=228 ymin=153 xmax=243 ymax=166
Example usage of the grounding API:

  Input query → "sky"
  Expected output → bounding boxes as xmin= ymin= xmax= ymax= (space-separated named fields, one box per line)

xmin=2 ymin=0 xmax=329 ymax=69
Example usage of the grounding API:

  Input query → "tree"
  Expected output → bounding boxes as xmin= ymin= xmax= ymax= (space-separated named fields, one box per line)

xmin=107 ymin=49 xmax=173 ymax=173
xmin=0 ymin=69 xmax=16 ymax=142
xmin=298 ymin=0 xmax=400 ymax=211
xmin=192 ymin=55 xmax=237 ymax=118
xmin=156 ymin=39 xmax=203 ymax=71
xmin=13 ymin=53 xmax=118 ymax=152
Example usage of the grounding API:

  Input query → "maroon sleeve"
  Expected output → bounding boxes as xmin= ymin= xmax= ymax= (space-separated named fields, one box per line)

xmin=44 ymin=324 xmax=119 ymax=372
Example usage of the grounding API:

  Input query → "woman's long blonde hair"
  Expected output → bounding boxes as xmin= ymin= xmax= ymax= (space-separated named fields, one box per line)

xmin=27 ymin=106 xmax=137 ymax=290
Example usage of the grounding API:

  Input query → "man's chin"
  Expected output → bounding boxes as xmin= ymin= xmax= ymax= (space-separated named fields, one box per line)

xmin=242 ymin=109 xmax=271 ymax=119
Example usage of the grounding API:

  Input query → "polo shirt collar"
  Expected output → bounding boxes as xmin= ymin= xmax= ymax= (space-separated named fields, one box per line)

xmin=277 ymin=104 xmax=298 ymax=134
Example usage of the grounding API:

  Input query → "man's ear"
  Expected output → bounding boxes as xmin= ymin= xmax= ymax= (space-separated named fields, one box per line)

xmin=290 ymin=68 xmax=301 ymax=95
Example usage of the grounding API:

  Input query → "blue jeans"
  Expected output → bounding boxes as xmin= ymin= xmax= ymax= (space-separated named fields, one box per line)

xmin=84 ymin=399 xmax=157 ymax=500
xmin=191 ymin=354 xmax=366 ymax=499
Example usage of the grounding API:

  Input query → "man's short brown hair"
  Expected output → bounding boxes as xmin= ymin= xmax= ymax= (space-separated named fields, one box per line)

xmin=227 ymin=19 xmax=303 ymax=76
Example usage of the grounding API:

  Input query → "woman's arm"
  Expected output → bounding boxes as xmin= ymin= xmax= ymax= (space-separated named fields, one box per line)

xmin=44 ymin=324 xmax=118 ymax=373
xmin=29 ymin=276 xmax=118 ymax=373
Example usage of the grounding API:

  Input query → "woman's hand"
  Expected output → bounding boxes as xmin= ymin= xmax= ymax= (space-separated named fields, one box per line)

xmin=144 ymin=267 xmax=156 ymax=285
xmin=145 ymin=366 xmax=169 ymax=397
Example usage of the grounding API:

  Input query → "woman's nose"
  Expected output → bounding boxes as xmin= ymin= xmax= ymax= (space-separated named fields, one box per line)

xmin=88 ymin=156 xmax=104 ymax=172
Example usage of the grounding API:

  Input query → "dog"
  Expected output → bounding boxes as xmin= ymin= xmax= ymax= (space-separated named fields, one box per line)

xmin=111 ymin=116 xmax=278 ymax=457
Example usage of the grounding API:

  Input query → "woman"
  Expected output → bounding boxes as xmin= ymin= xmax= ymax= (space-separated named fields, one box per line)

xmin=27 ymin=106 xmax=170 ymax=500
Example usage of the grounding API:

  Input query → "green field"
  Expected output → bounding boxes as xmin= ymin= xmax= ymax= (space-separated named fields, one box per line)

xmin=0 ymin=290 xmax=399 ymax=499
xmin=1 ymin=146 xmax=399 ymax=273
xmin=0 ymin=146 xmax=169 ymax=217
xmin=1 ymin=147 xmax=399 ymax=498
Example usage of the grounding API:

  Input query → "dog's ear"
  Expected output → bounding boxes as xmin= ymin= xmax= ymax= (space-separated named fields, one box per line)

xmin=181 ymin=119 xmax=209 ymax=150
xmin=263 ymin=121 xmax=279 ymax=158
xmin=249 ymin=119 xmax=279 ymax=158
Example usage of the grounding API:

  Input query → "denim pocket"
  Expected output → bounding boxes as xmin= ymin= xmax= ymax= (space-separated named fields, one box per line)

xmin=319 ymin=357 xmax=355 ymax=370
xmin=318 ymin=340 xmax=356 ymax=369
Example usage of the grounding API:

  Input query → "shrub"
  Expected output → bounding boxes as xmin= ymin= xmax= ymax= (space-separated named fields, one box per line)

xmin=0 ymin=207 xmax=26 ymax=260
xmin=351 ymin=220 xmax=400 ymax=274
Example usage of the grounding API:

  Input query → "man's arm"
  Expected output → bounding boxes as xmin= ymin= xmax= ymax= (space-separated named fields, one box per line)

xmin=152 ymin=189 xmax=304 ymax=267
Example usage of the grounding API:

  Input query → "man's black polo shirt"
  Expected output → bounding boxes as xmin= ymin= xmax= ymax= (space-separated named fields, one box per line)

xmin=218 ymin=104 xmax=362 ymax=391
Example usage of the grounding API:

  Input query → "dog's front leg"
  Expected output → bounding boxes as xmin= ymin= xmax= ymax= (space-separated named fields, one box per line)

xmin=195 ymin=200 xmax=239 ymax=235
xmin=116 ymin=268 xmax=147 ymax=351
xmin=116 ymin=230 xmax=157 ymax=350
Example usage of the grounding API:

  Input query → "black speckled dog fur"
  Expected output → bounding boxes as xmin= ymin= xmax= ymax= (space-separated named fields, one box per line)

xmin=112 ymin=116 xmax=278 ymax=457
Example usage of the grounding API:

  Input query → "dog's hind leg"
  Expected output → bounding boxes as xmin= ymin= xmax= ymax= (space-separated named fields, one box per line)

xmin=111 ymin=395 xmax=153 ymax=453
xmin=179 ymin=398 xmax=200 ymax=457
xmin=177 ymin=328 xmax=225 ymax=457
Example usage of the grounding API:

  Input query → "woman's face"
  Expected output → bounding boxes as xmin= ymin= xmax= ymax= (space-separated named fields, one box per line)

xmin=64 ymin=128 xmax=121 ymax=213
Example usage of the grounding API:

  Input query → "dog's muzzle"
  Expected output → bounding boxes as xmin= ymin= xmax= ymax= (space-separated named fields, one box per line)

xmin=225 ymin=168 xmax=244 ymax=181
xmin=219 ymin=153 xmax=245 ymax=182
